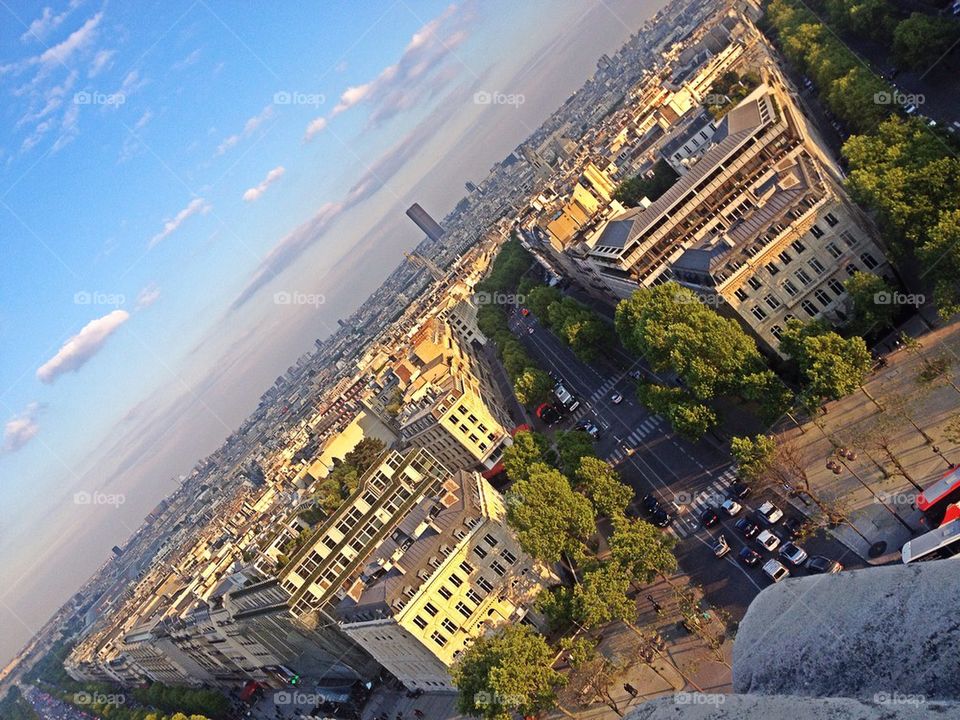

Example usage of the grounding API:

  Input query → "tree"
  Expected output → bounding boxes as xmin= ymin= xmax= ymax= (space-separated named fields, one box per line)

xmin=893 ymin=14 xmax=960 ymax=71
xmin=573 ymin=563 xmax=635 ymax=629
xmin=506 ymin=463 xmax=596 ymax=567
xmin=613 ymin=160 xmax=679 ymax=206
xmin=513 ymin=367 xmax=553 ymax=407
xmin=608 ymin=517 xmax=677 ymax=584
xmin=844 ymin=271 xmax=896 ymax=335
xmin=535 ymin=586 xmax=576 ymax=633
xmin=502 ymin=430 xmax=549 ymax=483
xmin=636 ymin=382 xmax=718 ymax=440
xmin=573 ymin=457 xmax=632 ymax=519
xmin=730 ymin=434 xmax=777 ymax=482
xmin=555 ymin=431 xmax=598 ymax=476
xmin=452 ymin=625 xmax=565 ymax=720
xmin=779 ymin=319 xmax=874 ymax=406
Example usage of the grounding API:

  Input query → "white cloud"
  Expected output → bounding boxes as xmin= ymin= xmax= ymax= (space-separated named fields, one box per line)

xmin=21 ymin=5 xmax=72 ymax=43
xmin=216 ymin=105 xmax=274 ymax=155
xmin=135 ymin=283 xmax=161 ymax=309
xmin=2 ymin=402 xmax=44 ymax=453
xmin=303 ymin=116 xmax=327 ymax=142
xmin=38 ymin=12 xmax=103 ymax=68
xmin=134 ymin=109 xmax=153 ymax=130
xmin=243 ymin=166 xmax=285 ymax=202
xmin=148 ymin=197 xmax=211 ymax=248
xmin=172 ymin=48 xmax=201 ymax=71
xmin=36 ymin=310 xmax=130 ymax=384
xmin=88 ymin=48 xmax=115 ymax=78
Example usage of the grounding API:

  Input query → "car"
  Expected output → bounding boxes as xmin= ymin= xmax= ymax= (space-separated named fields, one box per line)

xmin=781 ymin=516 xmax=808 ymax=539
xmin=756 ymin=529 xmax=781 ymax=551
xmin=527 ymin=327 xmax=535 ymax=334
xmin=700 ymin=507 xmax=720 ymax=528
xmin=728 ymin=481 xmax=752 ymax=499
xmin=610 ymin=392 xmax=623 ymax=404
xmin=757 ymin=501 xmax=784 ymax=525
xmin=711 ymin=535 xmax=730 ymax=558
xmin=763 ymin=559 xmax=790 ymax=583
xmin=721 ymin=498 xmax=742 ymax=517
xmin=779 ymin=542 xmax=808 ymax=567
xmin=905 ymin=103 xmax=917 ymax=115
xmin=807 ymin=555 xmax=843 ymax=574
xmin=520 ymin=308 xmax=530 ymax=316
xmin=628 ymin=369 xmax=644 ymax=380
xmin=535 ymin=403 xmax=563 ymax=426
xmin=734 ymin=517 xmax=760 ymax=539
xmin=576 ymin=421 xmax=601 ymax=439
xmin=651 ymin=508 xmax=673 ymax=528
xmin=641 ymin=493 xmax=661 ymax=515
xmin=738 ymin=547 xmax=762 ymax=567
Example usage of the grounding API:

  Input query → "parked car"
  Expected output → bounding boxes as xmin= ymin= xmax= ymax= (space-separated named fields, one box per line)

xmin=610 ymin=392 xmax=623 ymax=404
xmin=779 ymin=542 xmax=809 ymax=567
xmin=712 ymin=534 xmax=730 ymax=558
xmin=781 ymin=516 xmax=808 ymax=539
xmin=739 ymin=547 xmax=762 ymax=567
xmin=763 ymin=559 xmax=790 ymax=583
xmin=728 ymin=481 xmax=752 ymax=499
xmin=735 ymin=517 xmax=760 ymax=539
xmin=721 ymin=499 xmax=742 ymax=517
xmin=536 ymin=403 xmax=563 ymax=426
xmin=757 ymin=501 xmax=784 ymax=525
xmin=807 ymin=556 xmax=843 ymax=574
xmin=757 ymin=529 xmax=782 ymax=552
xmin=576 ymin=420 xmax=600 ymax=439
xmin=700 ymin=507 xmax=720 ymax=528
xmin=641 ymin=493 xmax=660 ymax=515
xmin=651 ymin=508 xmax=673 ymax=528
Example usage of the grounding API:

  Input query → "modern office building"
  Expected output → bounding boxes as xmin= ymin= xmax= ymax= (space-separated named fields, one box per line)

xmin=406 ymin=203 xmax=446 ymax=244
xmin=337 ymin=470 xmax=554 ymax=690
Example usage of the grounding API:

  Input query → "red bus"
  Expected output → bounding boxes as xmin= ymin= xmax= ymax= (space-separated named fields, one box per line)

xmin=917 ymin=467 xmax=960 ymax=526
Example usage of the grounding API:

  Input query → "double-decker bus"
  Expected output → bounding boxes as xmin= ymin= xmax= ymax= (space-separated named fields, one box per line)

xmin=901 ymin=518 xmax=960 ymax=563
xmin=916 ymin=466 xmax=960 ymax=526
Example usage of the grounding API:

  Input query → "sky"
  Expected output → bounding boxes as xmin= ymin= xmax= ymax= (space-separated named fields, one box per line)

xmin=0 ymin=0 xmax=667 ymax=666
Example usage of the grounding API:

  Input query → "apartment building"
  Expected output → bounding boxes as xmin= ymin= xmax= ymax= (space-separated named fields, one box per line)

xmin=584 ymin=85 xmax=890 ymax=351
xmin=337 ymin=470 xmax=554 ymax=690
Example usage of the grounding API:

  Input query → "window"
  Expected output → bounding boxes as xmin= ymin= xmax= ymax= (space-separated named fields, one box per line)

xmin=840 ymin=230 xmax=858 ymax=248
xmin=500 ymin=549 xmax=517 ymax=564
xmin=748 ymin=276 xmax=762 ymax=290
xmin=808 ymin=258 xmax=825 ymax=275
xmin=783 ymin=279 xmax=799 ymax=297
xmin=825 ymin=241 xmax=842 ymax=259
xmin=766 ymin=262 xmax=780 ymax=276
xmin=413 ymin=615 xmax=428 ymax=629
xmin=459 ymin=561 xmax=473 ymax=575
xmin=458 ymin=405 xmax=468 ymax=415
xmin=814 ymin=289 xmax=831 ymax=306
xmin=441 ymin=618 xmax=457 ymax=634
xmin=810 ymin=224 xmax=825 ymax=238
xmin=791 ymin=239 xmax=807 ymax=254
xmin=751 ymin=306 xmax=767 ymax=321
xmin=801 ymin=299 xmax=819 ymax=317
xmin=490 ymin=560 xmax=507 ymax=576
xmin=771 ymin=325 xmax=784 ymax=340
xmin=860 ymin=252 xmax=879 ymax=270
xmin=424 ymin=602 xmax=439 ymax=617
xmin=438 ymin=587 xmax=453 ymax=600
xmin=734 ymin=287 xmax=749 ymax=302
xmin=794 ymin=269 xmax=812 ymax=286
xmin=466 ymin=589 xmax=483 ymax=605
xmin=778 ymin=250 xmax=793 ymax=265
xmin=449 ymin=573 xmax=463 ymax=588
xmin=473 ymin=545 xmax=488 ymax=560
xmin=846 ymin=263 xmax=858 ymax=277
xmin=455 ymin=601 xmax=472 ymax=618
xmin=477 ymin=576 xmax=494 ymax=593
xmin=483 ymin=533 xmax=499 ymax=548
xmin=764 ymin=294 xmax=782 ymax=310
xmin=827 ymin=278 xmax=845 ymax=296
xmin=430 ymin=631 xmax=447 ymax=647
xmin=825 ymin=212 xmax=839 ymax=227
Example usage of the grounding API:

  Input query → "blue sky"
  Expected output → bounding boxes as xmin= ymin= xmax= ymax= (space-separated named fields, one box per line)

xmin=0 ymin=0 xmax=665 ymax=664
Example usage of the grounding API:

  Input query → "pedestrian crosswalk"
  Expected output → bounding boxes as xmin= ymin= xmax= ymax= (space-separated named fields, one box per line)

xmin=605 ymin=416 xmax=664 ymax=464
xmin=663 ymin=466 xmax=739 ymax=539
xmin=589 ymin=376 xmax=622 ymax=403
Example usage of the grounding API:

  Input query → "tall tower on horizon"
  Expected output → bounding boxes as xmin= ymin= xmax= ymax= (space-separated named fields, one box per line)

xmin=405 ymin=203 xmax=445 ymax=244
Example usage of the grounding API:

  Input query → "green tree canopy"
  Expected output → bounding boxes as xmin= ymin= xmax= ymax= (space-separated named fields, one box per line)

xmin=502 ymin=430 xmax=549 ymax=483
xmin=843 ymin=271 xmax=896 ymax=336
xmin=893 ymin=14 xmax=960 ymax=70
xmin=452 ymin=625 xmax=565 ymax=720
xmin=573 ymin=563 xmax=635 ymax=629
xmin=513 ymin=367 xmax=554 ymax=408
xmin=779 ymin=319 xmax=873 ymax=404
xmin=730 ymin=434 xmax=777 ymax=482
xmin=573 ymin=456 xmax=633 ymax=519
xmin=608 ymin=516 xmax=677 ymax=583
xmin=555 ymin=430 xmax=597 ymax=476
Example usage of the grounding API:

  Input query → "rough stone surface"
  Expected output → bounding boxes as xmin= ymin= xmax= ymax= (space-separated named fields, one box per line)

xmin=733 ymin=560 xmax=960 ymax=703
xmin=625 ymin=694 xmax=960 ymax=719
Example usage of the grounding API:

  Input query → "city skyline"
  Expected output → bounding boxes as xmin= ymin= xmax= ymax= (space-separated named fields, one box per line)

xmin=0 ymin=0 xmax=666 ymax=667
